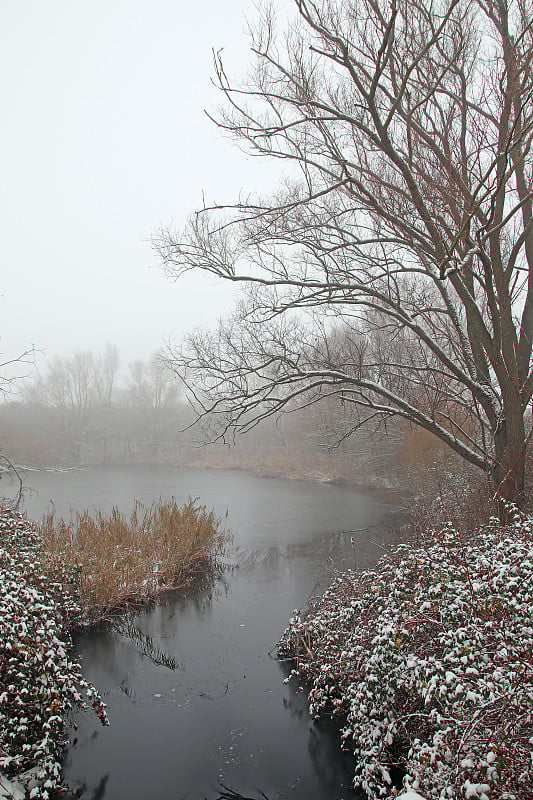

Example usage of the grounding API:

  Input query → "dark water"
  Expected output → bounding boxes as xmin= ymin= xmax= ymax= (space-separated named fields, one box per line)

xmin=22 ymin=465 xmax=394 ymax=800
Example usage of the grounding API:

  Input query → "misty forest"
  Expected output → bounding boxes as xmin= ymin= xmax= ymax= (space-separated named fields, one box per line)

xmin=0 ymin=343 xmax=454 ymax=490
xmin=1 ymin=1 xmax=532 ymax=800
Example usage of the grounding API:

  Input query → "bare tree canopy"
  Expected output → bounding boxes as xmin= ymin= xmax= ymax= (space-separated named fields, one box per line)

xmin=154 ymin=0 xmax=533 ymax=505
xmin=0 ymin=346 xmax=36 ymax=397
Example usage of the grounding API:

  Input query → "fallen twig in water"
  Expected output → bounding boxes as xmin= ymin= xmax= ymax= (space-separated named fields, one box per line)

xmin=113 ymin=618 xmax=180 ymax=670
xmin=208 ymin=784 xmax=270 ymax=800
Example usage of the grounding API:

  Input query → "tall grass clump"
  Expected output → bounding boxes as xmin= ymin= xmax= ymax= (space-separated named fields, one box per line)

xmin=40 ymin=498 xmax=226 ymax=624
xmin=279 ymin=509 xmax=533 ymax=800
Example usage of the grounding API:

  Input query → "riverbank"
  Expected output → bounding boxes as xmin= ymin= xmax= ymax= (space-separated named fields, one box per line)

xmin=13 ymin=465 xmax=390 ymax=799
xmin=10 ymin=439 xmax=485 ymax=531
xmin=279 ymin=508 xmax=533 ymax=799
xmin=9 ymin=441 xmax=396 ymax=497
xmin=0 ymin=498 xmax=227 ymax=798
xmin=0 ymin=510 xmax=108 ymax=799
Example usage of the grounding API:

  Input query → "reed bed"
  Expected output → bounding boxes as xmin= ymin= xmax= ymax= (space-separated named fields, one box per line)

xmin=39 ymin=497 xmax=226 ymax=624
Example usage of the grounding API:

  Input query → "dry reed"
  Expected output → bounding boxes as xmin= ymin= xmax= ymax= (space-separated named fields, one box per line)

xmin=39 ymin=497 xmax=226 ymax=624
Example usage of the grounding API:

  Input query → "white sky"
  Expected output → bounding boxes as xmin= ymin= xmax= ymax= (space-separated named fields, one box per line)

xmin=1 ymin=0 xmax=288 ymax=375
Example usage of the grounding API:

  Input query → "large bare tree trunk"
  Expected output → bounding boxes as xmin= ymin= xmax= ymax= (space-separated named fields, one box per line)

xmin=492 ymin=396 xmax=527 ymax=507
xmin=154 ymin=0 xmax=533 ymax=512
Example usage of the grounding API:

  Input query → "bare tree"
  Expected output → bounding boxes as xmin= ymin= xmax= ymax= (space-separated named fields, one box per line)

xmin=98 ymin=343 xmax=121 ymax=408
xmin=25 ymin=348 xmax=120 ymax=462
xmin=126 ymin=355 xmax=180 ymax=457
xmin=0 ymin=345 xmax=36 ymax=398
xmin=155 ymin=0 xmax=533 ymax=505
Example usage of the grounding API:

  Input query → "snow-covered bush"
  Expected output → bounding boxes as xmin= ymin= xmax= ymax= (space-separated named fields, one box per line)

xmin=0 ymin=509 xmax=108 ymax=799
xmin=279 ymin=511 xmax=533 ymax=800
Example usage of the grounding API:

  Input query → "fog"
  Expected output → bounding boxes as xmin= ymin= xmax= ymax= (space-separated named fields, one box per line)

xmin=1 ymin=0 xmax=288 ymax=374
xmin=0 ymin=1 xmax=469 ymax=499
xmin=0 ymin=342 xmax=409 ymax=490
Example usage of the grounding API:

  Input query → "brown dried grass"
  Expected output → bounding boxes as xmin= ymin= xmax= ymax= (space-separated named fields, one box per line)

xmin=39 ymin=497 xmax=227 ymax=624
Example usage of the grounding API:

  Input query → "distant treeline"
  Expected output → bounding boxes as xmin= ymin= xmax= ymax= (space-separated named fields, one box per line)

xmin=0 ymin=346 xmax=463 ymax=496
xmin=0 ymin=347 xmax=191 ymax=466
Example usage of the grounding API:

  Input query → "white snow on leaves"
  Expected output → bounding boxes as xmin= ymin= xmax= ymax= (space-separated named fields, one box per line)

xmin=0 ymin=510 xmax=108 ymax=799
xmin=279 ymin=510 xmax=533 ymax=799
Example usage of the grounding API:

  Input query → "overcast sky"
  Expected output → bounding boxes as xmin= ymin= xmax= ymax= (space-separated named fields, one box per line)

xmin=1 ymin=0 xmax=288 ymax=376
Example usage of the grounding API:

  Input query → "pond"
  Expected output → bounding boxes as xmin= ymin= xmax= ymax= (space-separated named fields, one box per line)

xmin=22 ymin=465 xmax=395 ymax=800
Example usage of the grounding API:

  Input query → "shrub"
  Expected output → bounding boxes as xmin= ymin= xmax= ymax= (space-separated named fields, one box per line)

xmin=39 ymin=497 xmax=227 ymax=624
xmin=0 ymin=509 xmax=107 ymax=799
xmin=279 ymin=511 xmax=533 ymax=800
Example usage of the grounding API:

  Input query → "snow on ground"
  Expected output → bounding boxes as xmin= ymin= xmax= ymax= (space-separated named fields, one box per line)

xmin=0 ymin=773 xmax=25 ymax=800
xmin=279 ymin=508 xmax=533 ymax=799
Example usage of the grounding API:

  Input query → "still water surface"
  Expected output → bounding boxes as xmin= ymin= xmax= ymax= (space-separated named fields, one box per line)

xmin=22 ymin=466 xmax=394 ymax=800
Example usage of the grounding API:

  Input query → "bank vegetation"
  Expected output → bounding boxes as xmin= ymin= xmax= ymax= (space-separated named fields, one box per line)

xmin=40 ymin=497 xmax=226 ymax=624
xmin=0 ymin=497 xmax=226 ymax=798
xmin=279 ymin=506 xmax=533 ymax=800
xmin=0 ymin=509 xmax=108 ymax=799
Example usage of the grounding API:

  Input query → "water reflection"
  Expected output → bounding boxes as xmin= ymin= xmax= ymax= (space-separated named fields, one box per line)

xmin=114 ymin=619 xmax=182 ymax=671
xmin=22 ymin=466 xmax=392 ymax=800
